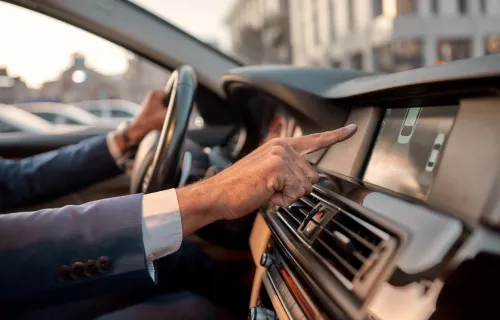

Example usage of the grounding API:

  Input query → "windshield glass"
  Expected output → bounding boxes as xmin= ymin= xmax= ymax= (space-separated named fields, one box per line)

xmin=1 ymin=0 xmax=499 ymax=118
xmin=130 ymin=0 xmax=234 ymax=58
xmin=133 ymin=0 xmax=500 ymax=68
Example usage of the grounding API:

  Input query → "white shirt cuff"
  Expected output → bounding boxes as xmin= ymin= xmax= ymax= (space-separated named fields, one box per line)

xmin=142 ymin=189 xmax=183 ymax=262
xmin=106 ymin=132 xmax=126 ymax=167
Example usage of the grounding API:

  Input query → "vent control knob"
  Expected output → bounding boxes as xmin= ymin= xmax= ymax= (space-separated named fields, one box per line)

xmin=249 ymin=307 xmax=277 ymax=320
xmin=260 ymin=253 xmax=274 ymax=268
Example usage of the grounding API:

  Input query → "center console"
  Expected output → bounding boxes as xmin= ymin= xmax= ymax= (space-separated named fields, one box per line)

xmin=248 ymin=97 xmax=500 ymax=320
xmin=220 ymin=57 xmax=500 ymax=320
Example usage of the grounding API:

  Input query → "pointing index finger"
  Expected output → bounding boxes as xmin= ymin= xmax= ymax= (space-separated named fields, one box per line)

xmin=288 ymin=124 xmax=358 ymax=155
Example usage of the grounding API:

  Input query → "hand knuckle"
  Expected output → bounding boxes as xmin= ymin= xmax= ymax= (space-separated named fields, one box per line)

xmin=284 ymin=198 xmax=294 ymax=207
xmin=270 ymin=155 xmax=286 ymax=170
xmin=294 ymin=186 xmax=306 ymax=199
xmin=270 ymin=144 xmax=285 ymax=157
xmin=312 ymin=173 xmax=320 ymax=183
xmin=308 ymin=171 xmax=319 ymax=182
xmin=270 ymin=138 xmax=288 ymax=148
xmin=304 ymin=183 xmax=313 ymax=194
xmin=268 ymin=138 xmax=279 ymax=146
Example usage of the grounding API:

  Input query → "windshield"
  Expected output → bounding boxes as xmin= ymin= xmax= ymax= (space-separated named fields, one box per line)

xmin=130 ymin=0 xmax=234 ymax=58
xmin=132 ymin=0 xmax=500 ymax=68
xmin=1 ymin=0 xmax=499 ymax=115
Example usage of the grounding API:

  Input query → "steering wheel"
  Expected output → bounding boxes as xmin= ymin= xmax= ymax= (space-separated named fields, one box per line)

xmin=130 ymin=65 xmax=197 ymax=194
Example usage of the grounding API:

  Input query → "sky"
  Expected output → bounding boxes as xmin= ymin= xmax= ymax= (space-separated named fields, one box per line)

xmin=0 ymin=0 xmax=234 ymax=88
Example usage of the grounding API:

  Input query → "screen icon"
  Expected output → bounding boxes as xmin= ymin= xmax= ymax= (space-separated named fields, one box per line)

xmin=425 ymin=133 xmax=445 ymax=172
xmin=398 ymin=107 xmax=422 ymax=144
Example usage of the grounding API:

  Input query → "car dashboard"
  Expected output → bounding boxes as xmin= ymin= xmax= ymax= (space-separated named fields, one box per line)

xmin=221 ymin=55 xmax=500 ymax=320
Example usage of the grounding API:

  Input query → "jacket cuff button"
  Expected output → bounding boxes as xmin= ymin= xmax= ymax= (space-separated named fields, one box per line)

xmin=96 ymin=256 xmax=112 ymax=273
xmin=84 ymin=260 xmax=98 ymax=276
xmin=70 ymin=262 xmax=86 ymax=279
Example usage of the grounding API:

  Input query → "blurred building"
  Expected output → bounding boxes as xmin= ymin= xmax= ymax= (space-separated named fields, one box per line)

xmin=225 ymin=0 xmax=293 ymax=64
xmin=0 ymin=67 xmax=33 ymax=104
xmin=38 ymin=53 xmax=120 ymax=103
xmin=289 ymin=0 xmax=500 ymax=71
xmin=119 ymin=55 xmax=171 ymax=103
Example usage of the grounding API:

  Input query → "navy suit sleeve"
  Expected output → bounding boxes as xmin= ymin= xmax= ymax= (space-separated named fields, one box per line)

xmin=0 ymin=194 xmax=153 ymax=310
xmin=0 ymin=134 xmax=122 ymax=211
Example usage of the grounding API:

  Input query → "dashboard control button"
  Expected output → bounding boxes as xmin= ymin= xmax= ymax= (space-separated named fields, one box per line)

xmin=301 ymin=221 xmax=320 ymax=240
xmin=289 ymin=304 xmax=307 ymax=320
xmin=277 ymin=281 xmax=289 ymax=297
xmin=248 ymin=307 xmax=277 ymax=320
xmin=313 ymin=209 xmax=328 ymax=223
xmin=260 ymin=253 xmax=274 ymax=268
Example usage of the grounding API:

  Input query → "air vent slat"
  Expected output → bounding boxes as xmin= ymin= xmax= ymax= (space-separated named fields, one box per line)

xmin=325 ymin=220 xmax=377 ymax=253
xmin=300 ymin=195 xmax=317 ymax=208
xmin=274 ymin=190 xmax=396 ymax=297
xmin=280 ymin=207 xmax=303 ymax=224
xmin=316 ymin=239 xmax=358 ymax=278
xmin=332 ymin=211 xmax=383 ymax=246
xmin=278 ymin=212 xmax=300 ymax=230
xmin=298 ymin=208 xmax=310 ymax=217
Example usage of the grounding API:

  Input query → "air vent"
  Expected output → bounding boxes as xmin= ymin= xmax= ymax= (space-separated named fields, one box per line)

xmin=277 ymin=194 xmax=319 ymax=229
xmin=276 ymin=189 xmax=396 ymax=298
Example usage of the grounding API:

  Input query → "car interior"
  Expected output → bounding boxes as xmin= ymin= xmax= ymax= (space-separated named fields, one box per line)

xmin=3 ymin=1 xmax=500 ymax=319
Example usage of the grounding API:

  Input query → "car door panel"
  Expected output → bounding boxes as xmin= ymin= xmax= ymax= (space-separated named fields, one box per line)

xmin=0 ymin=129 xmax=109 ymax=158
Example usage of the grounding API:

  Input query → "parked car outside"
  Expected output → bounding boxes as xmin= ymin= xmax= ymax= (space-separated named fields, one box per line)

xmin=14 ymin=102 xmax=121 ymax=128
xmin=74 ymin=99 xmax=139 ymax=120
xmin=0 ymin=104 xmax=84 ymax=134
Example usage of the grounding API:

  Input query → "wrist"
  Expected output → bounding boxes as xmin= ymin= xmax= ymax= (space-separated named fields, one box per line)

xmin=126 ymin=121 xmax=147 ymax=142
xmin=110 ymin=130 xmax=127 ymax=154
xmin=176 ymin=180 xmax=221 ymax=237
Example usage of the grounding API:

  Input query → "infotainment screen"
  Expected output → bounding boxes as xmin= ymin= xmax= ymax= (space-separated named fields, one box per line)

xmin=363 ymin=106 xmax=459 ymax=199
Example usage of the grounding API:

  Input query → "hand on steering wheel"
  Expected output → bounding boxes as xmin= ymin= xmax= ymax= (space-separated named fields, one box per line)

xmin=130 ymin=65 xmax=197 ymax=194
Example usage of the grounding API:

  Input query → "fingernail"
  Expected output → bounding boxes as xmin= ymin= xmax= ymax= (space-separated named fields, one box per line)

xmin=345 ymin=124 xmax=357 ymax=131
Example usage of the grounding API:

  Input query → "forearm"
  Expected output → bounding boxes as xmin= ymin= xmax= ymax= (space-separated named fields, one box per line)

xmin=176 ymin=180 xmax=221 ymax=237
xmin=0 ymin=134 xmax=121 ymax=211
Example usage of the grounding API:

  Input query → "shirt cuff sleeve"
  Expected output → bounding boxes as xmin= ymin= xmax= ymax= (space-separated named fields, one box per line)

xmin=106 ymin=132 xmax=126 ymax=167
xmin=142 ymin=188 xmax=183 ymax=262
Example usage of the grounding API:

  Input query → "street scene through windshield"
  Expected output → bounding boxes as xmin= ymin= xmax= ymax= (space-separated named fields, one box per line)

xmin=1 ymin=0 xmax=499 ymax=135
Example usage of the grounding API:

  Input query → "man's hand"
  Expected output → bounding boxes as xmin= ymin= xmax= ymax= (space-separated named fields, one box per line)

xmin=176 ymin=124 xmax=358 ymax=236
xmin=112 ymin=91 xmax=167 ymax=152
xmin=126 ymin=90 xmax=167 ymax=142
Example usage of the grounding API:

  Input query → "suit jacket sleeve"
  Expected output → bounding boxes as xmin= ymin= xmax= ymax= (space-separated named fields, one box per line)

xmin=0 ymin=194 xmax=154 ymax=310
xmin=0 ymin=134 xmax=122 ymax=211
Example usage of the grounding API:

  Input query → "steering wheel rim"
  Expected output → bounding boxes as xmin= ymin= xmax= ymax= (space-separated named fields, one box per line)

xmin=133 ymin=65 xmax=197 ymax=194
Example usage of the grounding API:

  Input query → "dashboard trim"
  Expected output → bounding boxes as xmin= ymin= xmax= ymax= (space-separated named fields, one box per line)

xmin=325 ymin=55 xmax=500 ymax=100
xmin=262 ymin=271 xmax=292 ymax=320
xmin=222 ymin=75 xmax=349 ymax=131
xmin=427 ymin=98 xmax=500 ymax=225
xmin=362 ymin=192 xmax=463 ymax=275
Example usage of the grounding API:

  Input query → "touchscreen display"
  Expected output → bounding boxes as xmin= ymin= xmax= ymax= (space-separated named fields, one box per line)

xmin=363 ymin=106 xmax=459 ymax=199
